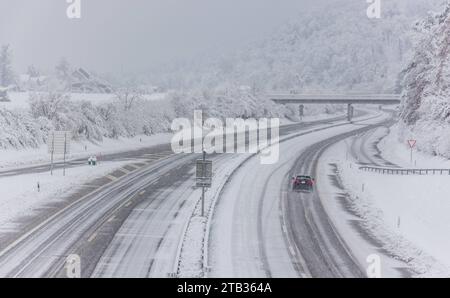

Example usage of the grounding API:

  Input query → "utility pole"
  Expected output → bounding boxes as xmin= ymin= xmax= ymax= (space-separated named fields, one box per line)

xmin=299 ymin=104 xmax=304 ymax=121
xmin=195 ymin=109 xmax=211 ymax=218
xmin=201 ymin=150 xmax=206 ymax=217
xmin=50 ymin=132 xmax=55 ymax=176
xmin=63 ymin=132 xmax=67 ymax=176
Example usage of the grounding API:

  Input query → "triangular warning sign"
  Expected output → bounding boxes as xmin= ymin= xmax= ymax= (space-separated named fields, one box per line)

xmin=408 ymin=140 xmax=416 ymax=148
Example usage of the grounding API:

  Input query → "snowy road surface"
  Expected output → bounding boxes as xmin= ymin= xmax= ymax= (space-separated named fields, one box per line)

xmin=0 ymin=112 xmax=364 ymax=277
xmin=208 ymin=111 xmax=404 ymax=277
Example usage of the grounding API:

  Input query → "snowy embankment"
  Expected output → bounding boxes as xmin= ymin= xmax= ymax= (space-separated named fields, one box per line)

xmin=320 ymin=126 xmax=450 ymax=277
xmin=0 ymin=160 xmax=129 ymax=231
xmin=0 ymin=133 xmax=173 ymax=170
xmin=379 ymin=124 xmax=450 ymax=169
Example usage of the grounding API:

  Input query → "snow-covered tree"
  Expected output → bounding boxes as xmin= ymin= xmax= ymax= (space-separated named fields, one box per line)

xmin=0 ymin=45 xmax=15 ymax=87
xmin=27 ymin=65 xmax=40 ymax=78
xmin=55 ymin=57 xmax=71 ymax=81
xmin=147 ymin=0 xmax=442 ymax=96
xmin=399 ymin=3 xmax=450 ymax=157
xmin=115 ymin=87 xmax=143 ymax=111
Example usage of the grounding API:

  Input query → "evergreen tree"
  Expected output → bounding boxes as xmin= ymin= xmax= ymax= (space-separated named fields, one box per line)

xmin=0 ymin=45 xmax=15 ymax=87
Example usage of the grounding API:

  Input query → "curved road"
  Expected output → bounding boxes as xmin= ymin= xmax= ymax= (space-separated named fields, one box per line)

xmin=209 ymin=111 xmax=400 ymax=277
xmin=0 ymin=112 xmax=360 ymax=277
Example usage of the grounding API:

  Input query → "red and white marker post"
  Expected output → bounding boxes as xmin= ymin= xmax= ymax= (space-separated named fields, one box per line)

xmin=408 ymin=140 xmax=417 ymax=164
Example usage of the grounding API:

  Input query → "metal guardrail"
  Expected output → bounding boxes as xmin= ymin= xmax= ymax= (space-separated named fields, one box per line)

xmin=359 ymin=166 xmax=450 ymax=175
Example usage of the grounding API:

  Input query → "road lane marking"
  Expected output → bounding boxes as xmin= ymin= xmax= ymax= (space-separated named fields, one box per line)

xmin=119 ymin=168 xmax=131 ymax=174
xmin=288 ymin=245 xmax=296 ymax=256
xmin=88 ymin=232 xmax=98 ymax=243
xmin=144 ymin=153 xmax=171 ymax=157
xmin=107 ymin=216 xmax=115 ymax=223
xmin=139 ymin=190 xmax=146 ymax=195
xmin=0 ymin=155 xmax=185 ymax=262
xmin=106 ymin=175 xmax=118 ymax=181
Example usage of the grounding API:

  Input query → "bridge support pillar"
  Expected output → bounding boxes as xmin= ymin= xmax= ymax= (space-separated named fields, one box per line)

xmin=347 ymin=104 xmax=354 ymax=121
xmin=299 ymin=104 xmax=304 ymax=120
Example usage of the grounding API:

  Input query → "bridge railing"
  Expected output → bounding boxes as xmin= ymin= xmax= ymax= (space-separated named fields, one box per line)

xmin=359 ymin=166 xmax=450 ymax=176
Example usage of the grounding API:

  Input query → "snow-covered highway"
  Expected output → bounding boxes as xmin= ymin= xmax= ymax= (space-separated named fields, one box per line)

xmin=208 ymin=110 xmax=403 ymax=277
xmin=0 ymin=106 xmax=443 ymax=278
xmin=0 ymin=112 xmax=371 ymax=277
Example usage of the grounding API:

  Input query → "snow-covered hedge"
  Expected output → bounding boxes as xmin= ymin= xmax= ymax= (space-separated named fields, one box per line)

xmin=0 ymin=87 xmax=295 ymax=150
xmin=399 ymin=3 xmax=450 ymax=157
xmin=29 ymin=91 xmax=176 ymax=142
xmin=0 ymin=108 xmax=47 ymax=150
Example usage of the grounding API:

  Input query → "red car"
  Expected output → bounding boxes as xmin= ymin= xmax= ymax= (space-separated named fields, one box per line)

xmin=292 ymin=175 xmax=314 ymax=192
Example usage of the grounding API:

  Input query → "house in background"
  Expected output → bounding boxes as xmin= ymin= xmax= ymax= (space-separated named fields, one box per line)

xmin=71 ymin=68 xmax=113 ymax=94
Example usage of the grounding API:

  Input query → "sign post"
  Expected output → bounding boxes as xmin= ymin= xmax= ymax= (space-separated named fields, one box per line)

xmin=196 ymin=152 xmax=212 ymax=217
xmin=50 ymin=132 xmax=55 ymax=175
xmin=63 ymin=132 xmax=67 ymax=176
xmin=408 ymin=140 xmax=416 ymax=164
xmin=48 ymin=131 xmax=71 ymax=176
xmin=299 ymin=104 xmax=304 ymax=121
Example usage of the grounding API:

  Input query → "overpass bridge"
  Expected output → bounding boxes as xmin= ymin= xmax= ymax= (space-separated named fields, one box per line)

xmin=269 ymin=94 xmax=401 ymax=121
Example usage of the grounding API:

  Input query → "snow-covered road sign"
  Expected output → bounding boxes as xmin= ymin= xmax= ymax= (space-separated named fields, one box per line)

xmin=408 ymin=140 xmax=417 ymax=149
xmin=48 ymin=131 xmax=71 ymax=176
xmin=196 ymin=159 xmax=212 ymax=188
xmin=48 ymin=131 xmax=71 ymax=155
xmin=408 ymin=140 xmax=417 ymax=164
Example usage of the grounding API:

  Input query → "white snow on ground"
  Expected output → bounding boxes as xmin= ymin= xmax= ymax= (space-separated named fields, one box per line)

xmin=327 ymin=129 xmax=450 ymax=277
xmin=0 ymin=133 xmax=173 ymax=170
xmin=318 ymin=141 xmax=412 ymax=278
xmin=0 ymin=161 xmax=129 ymax=230
xmin=177 ymin=215 xmax=207 ymax=277
xmin=379 ymin=124 xmax=450 ymax=168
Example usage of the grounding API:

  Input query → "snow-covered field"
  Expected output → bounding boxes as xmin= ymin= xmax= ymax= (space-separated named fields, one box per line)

xmin=322 ymin=126 xmax=450 ymax=277
xmin=379 ymin=125 xmax=450 ymax=169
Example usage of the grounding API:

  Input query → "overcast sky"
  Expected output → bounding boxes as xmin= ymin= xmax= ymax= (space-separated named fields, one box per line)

xmin=0 ymin=0 xmax=327 ymax=75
